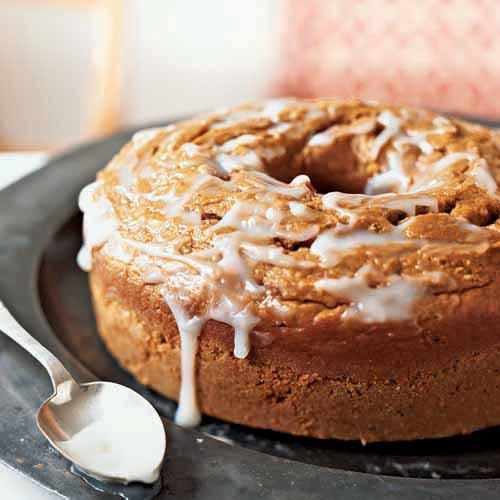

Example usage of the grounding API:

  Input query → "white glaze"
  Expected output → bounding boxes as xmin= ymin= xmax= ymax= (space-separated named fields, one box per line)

xmin=131 ymin=128 xmax=162 ymax=150
xmin=290 ymin=174 xmax=312 ymax=187
xmin=209 ymin=200 xmax=319 ymax=242
xmin=289 ymin=201 xmax=316 ymax=220
xmin=322 ymin=191 xmax=438 ymax=218
xmin=221 ymin=134 xmax=258 ymax=152
xmin=216 ymin=151 xmax=263 ymax=172
xmin=268 ymin=122 xmax=292 ymax=135
xmin=370 ymin=111 xmax=401 ymax=159
xmin=310 ymin=221 xmax=419 ymax=266
xmin=248 ymin=171 xmax=310 ymax=198
xmin=394 ymin=116 xmax=454 ymax=154
xmin=315 ymin=265 xmax=427 ymax=322
xmin=211 ymin=302 xmax=259 ymax=359
xmin=372 ymin=194 xmax=438 ymax=215
xmin=308 ymin=120 xmax=375 ymax=147
xmin=77 ymin=182 xmax=118 ymax=272
xmin=240 ymin=242 xmax=315 ymax=268
xmin=472 ymin=159 xmax=498 ymax=196
xmin=367 ymin=112 xmax=464 ymax=195
xmin=180 ymin=142 xmax=200 ymax=157
xmin=261 ymin=98 xmax=296 ymax=122
xmin=365 ymin=151 xmax=408 ymax=194
xmin=321 ymin=192 xmax=363 ymax=222
xmin=408 ymin=153 xmax=478 ymax=192
xmin=153 ymin=174 xmax=225 ymax=225
xmin=431 ymin=152 xmax=476 ymax=173
xmin=211 ymin=98 xmax=296 ymax=130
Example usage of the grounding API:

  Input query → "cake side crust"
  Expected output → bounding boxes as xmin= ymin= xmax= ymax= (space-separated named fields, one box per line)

xmin=90 ymin=250 xmax=500 ymax=442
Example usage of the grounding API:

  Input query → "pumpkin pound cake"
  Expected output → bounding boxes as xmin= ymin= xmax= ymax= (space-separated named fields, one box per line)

xmin=78 ymin=98 xmax=500 ymax=443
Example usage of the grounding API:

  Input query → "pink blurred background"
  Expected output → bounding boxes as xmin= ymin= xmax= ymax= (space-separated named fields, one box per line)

xmin=2 ymin=0 xmax=500 ymax=152
xmin=275 ymin=0 xmax=500 ymax=118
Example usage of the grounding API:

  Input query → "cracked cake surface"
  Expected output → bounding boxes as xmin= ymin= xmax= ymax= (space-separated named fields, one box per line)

xmin=79 ymin=98 xmax=500 ymax=441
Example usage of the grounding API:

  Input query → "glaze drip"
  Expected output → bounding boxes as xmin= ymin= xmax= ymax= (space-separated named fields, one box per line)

xmin=164 ymin=293 xmax=204 ymax=426
xmin=315 ymin=265 xmax=427 ymax=322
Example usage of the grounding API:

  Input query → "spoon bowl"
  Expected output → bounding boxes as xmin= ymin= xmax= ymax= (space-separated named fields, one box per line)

xmin=37 ymin=381 xmax=166 ymax=484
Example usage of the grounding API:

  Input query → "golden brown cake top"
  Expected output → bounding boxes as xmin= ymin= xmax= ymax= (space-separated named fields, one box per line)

xmin=78 ymin=98 xmax=500 ymax=339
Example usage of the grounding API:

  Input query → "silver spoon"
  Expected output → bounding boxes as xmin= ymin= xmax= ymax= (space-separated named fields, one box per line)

xmin=0 ymin=301 xmax=166 ymax=484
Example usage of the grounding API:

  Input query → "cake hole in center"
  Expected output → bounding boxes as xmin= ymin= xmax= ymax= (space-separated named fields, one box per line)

xmin=287 ymin=136 xmax=374 ymax=195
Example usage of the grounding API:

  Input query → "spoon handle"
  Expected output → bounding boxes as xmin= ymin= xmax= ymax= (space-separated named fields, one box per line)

xmin=0 ymin=301 xmax=77 ymax=392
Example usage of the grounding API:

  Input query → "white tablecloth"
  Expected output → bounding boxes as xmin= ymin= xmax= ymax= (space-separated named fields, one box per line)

xmin=0 ymin=153 xmax=59 ymax=499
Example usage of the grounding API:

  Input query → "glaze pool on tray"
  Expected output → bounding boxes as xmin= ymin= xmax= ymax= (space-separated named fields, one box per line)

xmin=77 ymin=98 xmax=500 ymax=442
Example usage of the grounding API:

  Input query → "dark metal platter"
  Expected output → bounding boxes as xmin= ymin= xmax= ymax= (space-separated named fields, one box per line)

xmin=2 ymin=119 xmax=500 ymax=499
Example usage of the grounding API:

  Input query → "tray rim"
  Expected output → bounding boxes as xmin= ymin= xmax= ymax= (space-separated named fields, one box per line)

xmin=1 ymin=119 xmax=500 ymax=498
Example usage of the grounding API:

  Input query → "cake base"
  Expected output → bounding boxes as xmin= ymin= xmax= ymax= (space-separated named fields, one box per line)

xmin=90 ymin=251 xmax=500 ymax=442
